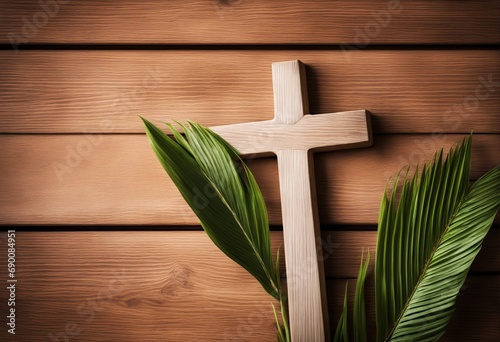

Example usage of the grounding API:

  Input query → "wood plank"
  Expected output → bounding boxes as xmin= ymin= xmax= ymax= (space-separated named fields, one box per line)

xmin=0 ymin=231 xmax=280 ymax=341
xmin=0 ymin=228 xmax=498 ymax=281
xmin=0 ymin=134 xmax=498 ymax=226
xmin=316 ymin=134 xmax=500 ymax=226
xmin=1 ymin=1 xmax=498 ymax=45
xmin=0 ymin=50 xmax=498 ymax=133
xmin=320 ymin=230 xmax=500 ymax=278
xmin=0 ymin=231 xmax=497 ymax=341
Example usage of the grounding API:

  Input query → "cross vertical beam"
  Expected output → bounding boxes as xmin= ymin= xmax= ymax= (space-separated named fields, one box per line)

xmin=273 ymin=61 xmax=328 ymax=342
xmin=277 ymin=148 xmax=328 ymax=341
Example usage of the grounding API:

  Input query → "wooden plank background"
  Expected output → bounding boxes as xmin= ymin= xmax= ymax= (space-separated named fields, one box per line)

xmin=0 ymin=50 xmax=498 ymax=133
xmin=1 ymin=1 xmax=499 ymax=44
xmin=1 ymin=135 xmax=499 ymax=226
xmin=0 ymin=231 xmax=498 ymax=341
xmin=0 ymin=1 xmax=499 ymax=341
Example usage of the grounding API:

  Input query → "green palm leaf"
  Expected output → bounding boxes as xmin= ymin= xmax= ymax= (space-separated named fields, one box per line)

xmin=334 ymin=251 xmax=370 ymax=342
xmin=354 ymin=251 xmax=370 ymax=342
xmin=334 ymin=283 xmax=350 ymax=342
xmin=375 ymin=135 xmax=500 ymax=341
xmin=141 ymin=117 xmax=280 ymax=300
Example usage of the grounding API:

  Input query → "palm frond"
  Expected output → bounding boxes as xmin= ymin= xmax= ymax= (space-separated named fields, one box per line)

xmin=273 ymin=297 xmax=290 ymax=342
xmin=141 ymin=118 xmax=280 ymax=300
xmin=375 ymin=134 xmax=500 ymax=341
xmin=334 ymin=283 xmax=350 ymax=342
xmin=334 ymin=250 xmax=370 ymax=342
xmin=354 ymin=251 xmax=370 ymax=342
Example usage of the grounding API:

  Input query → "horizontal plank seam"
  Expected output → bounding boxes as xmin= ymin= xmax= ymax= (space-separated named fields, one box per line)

xmin=4 ymin=225 xmax=498 ymax=232
xmin=0 ymin=44 xmax=498 ymax=51
xmin=1 ymin=133 xmax=499 ymax=137
xmin=306 ymin=271 xmax=500 ymax=280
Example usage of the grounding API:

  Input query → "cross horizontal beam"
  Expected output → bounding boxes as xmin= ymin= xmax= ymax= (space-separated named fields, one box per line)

xmin=212 ymin=110 xmax=371 ymax=156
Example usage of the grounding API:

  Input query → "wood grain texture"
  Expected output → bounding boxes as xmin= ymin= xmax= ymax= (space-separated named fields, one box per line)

xmin=0 ymin=231 xmax=497 ymax=341
xmin=0 ymin=134 xmax=498 ymax=226
xmin=0 ymin=229 xmax=496 ymax=282
xmin=277 ymin=149 xmax=327 ymax=341
xmin=0 ymin=50 xmax=498 ymax=133
xmin=1 ymin=1 xmax=499 ymax=340
xmin=0 ymin=231 xmax=281 ymax=342
xmin=319 ymin=230 xmax=500 ymax=278
xmin=212 ymin=110 xmax=372 ymax=155
xmin=1 ymin=0 xmax=499 ymax=44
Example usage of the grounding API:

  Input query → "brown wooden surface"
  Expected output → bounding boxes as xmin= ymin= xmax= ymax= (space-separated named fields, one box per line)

xmin=0 ymin=50 xmax=498 ymax=134
xmin=320 ymin=230 xmax=500 ymax=278
xmin=0 ymin=231 xmax=497 ymax=341
xmin=1 ymin=1 xmax=499 ymax=44
xmin=1 ymin=134 xmax=498 ymax=226
xmin=1 ymin=1 xmax=499 ymax=340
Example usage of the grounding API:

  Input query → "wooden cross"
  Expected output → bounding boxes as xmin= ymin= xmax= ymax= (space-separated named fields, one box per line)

xmin=212 ymin=60 xmax=372 ymax=341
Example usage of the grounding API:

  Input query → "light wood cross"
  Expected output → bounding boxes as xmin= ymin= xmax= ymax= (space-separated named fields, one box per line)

xmin=212 ymin=60 xmax=372 ymax=342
